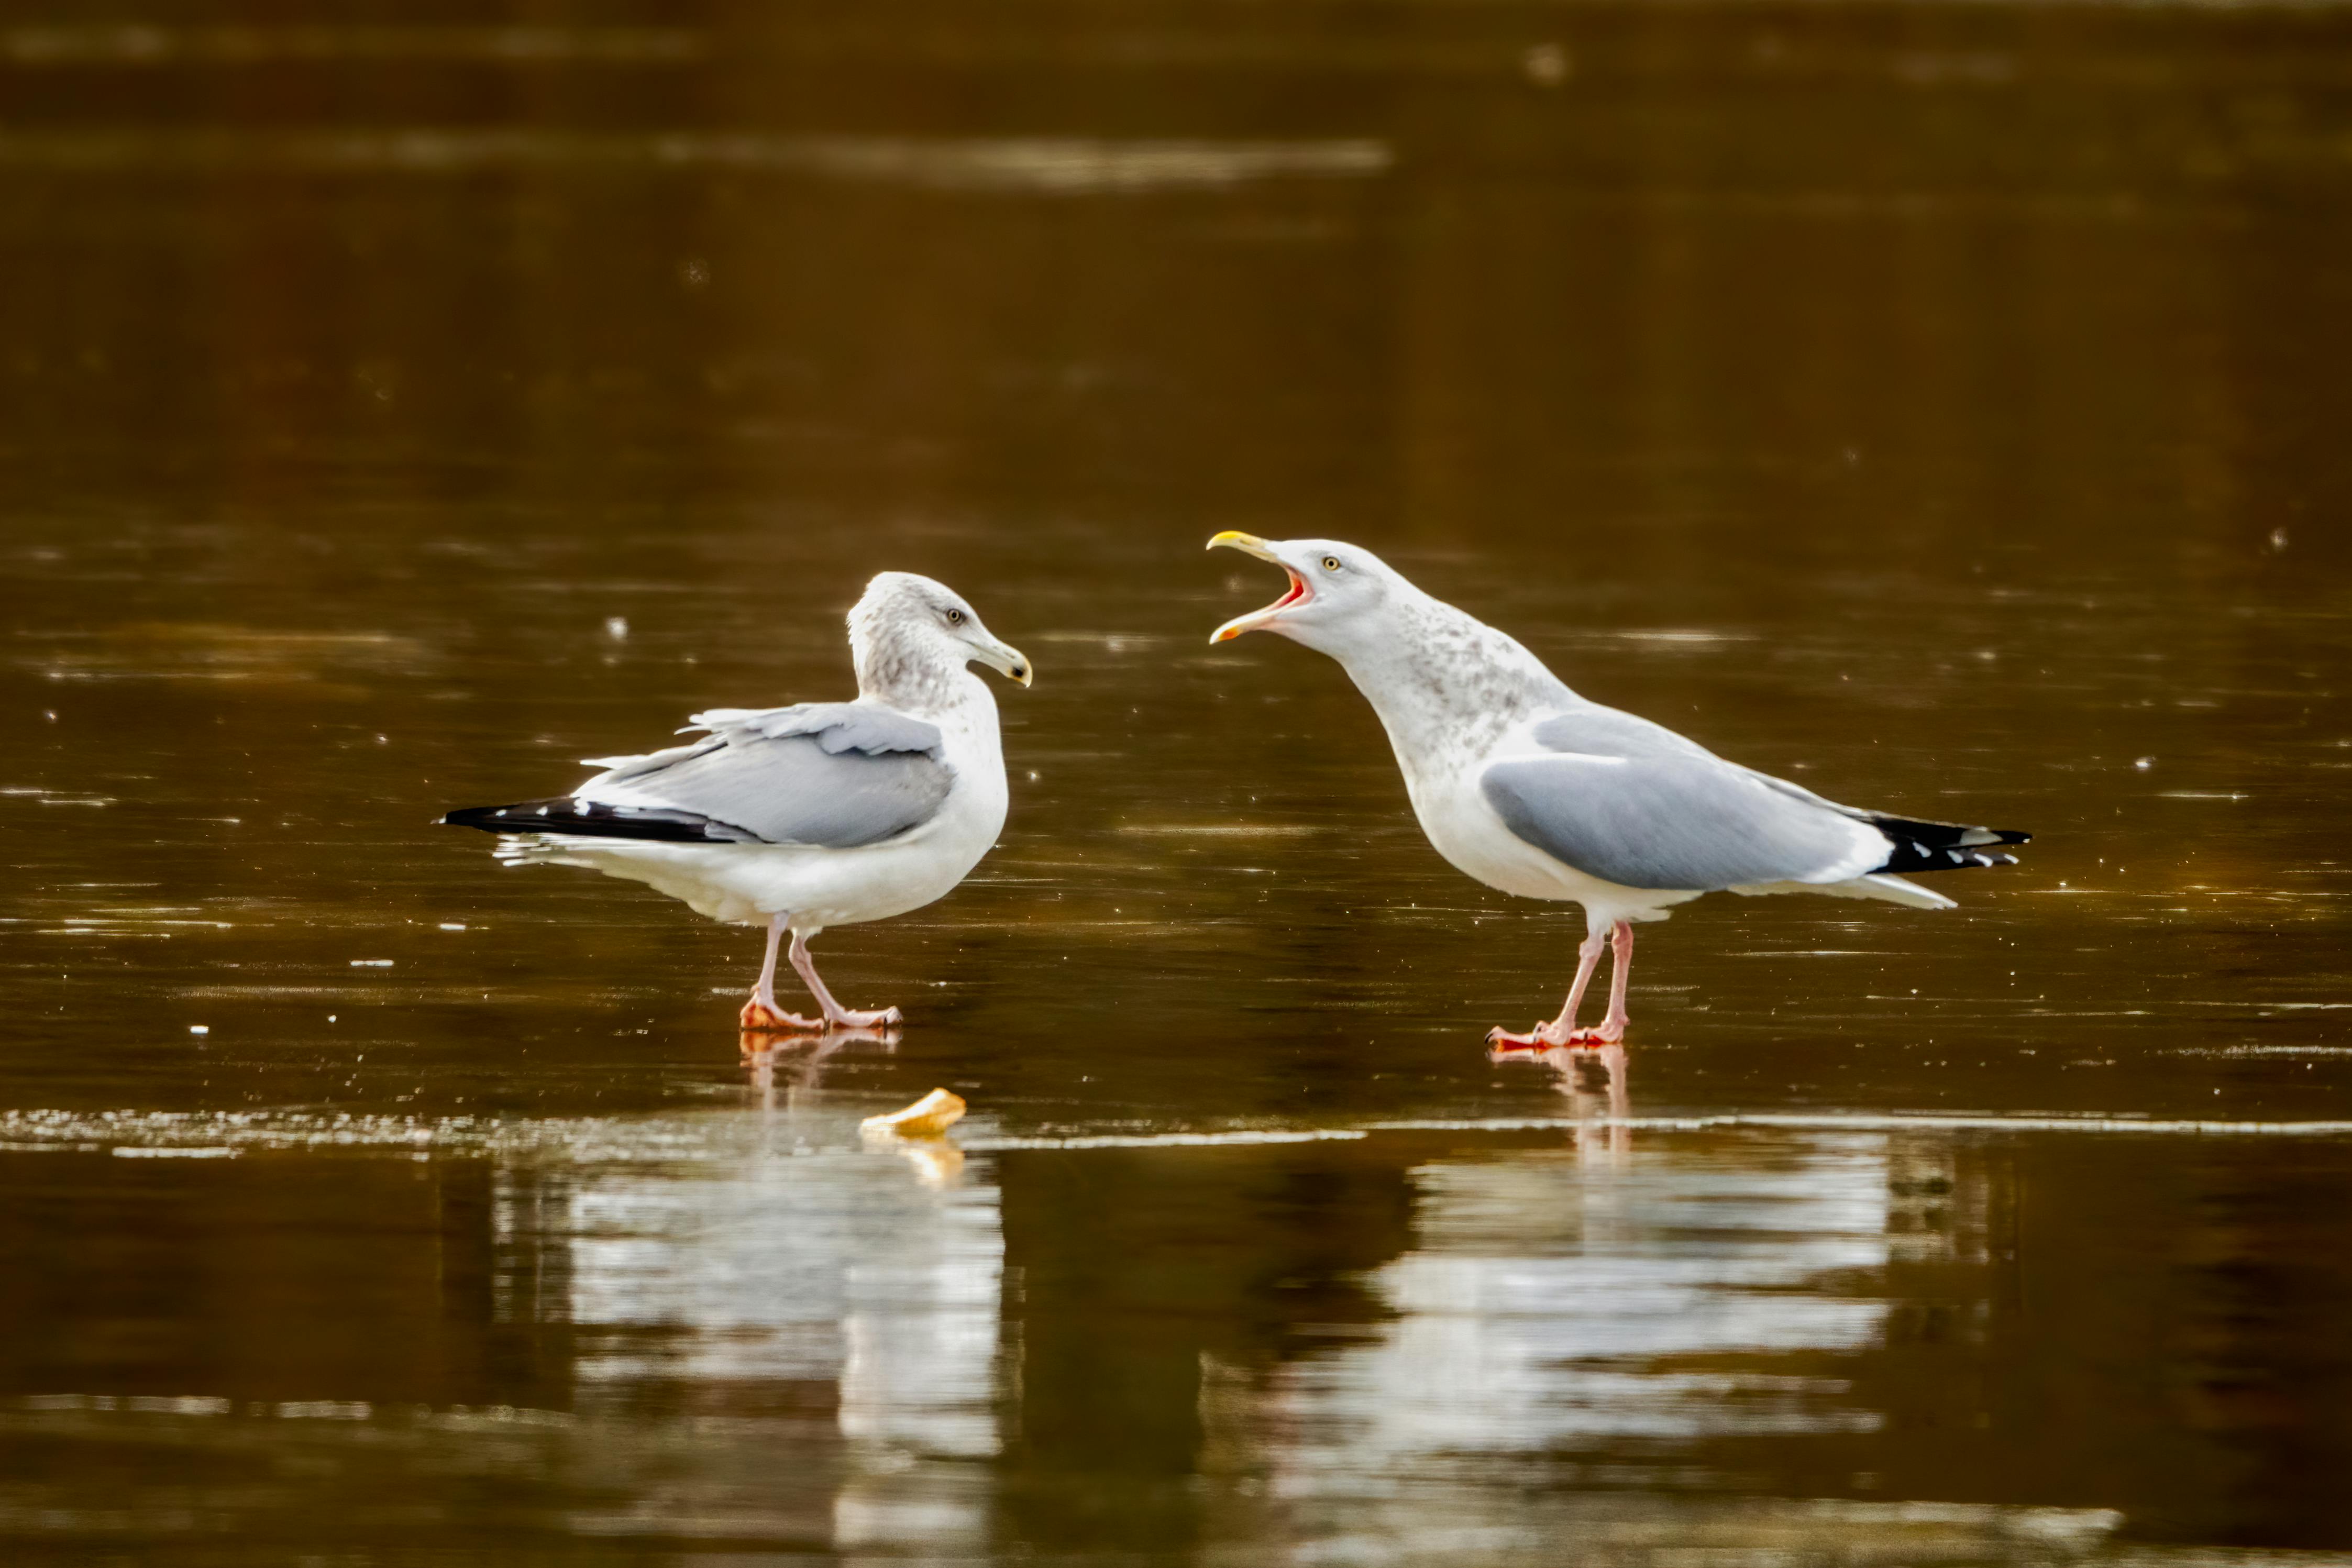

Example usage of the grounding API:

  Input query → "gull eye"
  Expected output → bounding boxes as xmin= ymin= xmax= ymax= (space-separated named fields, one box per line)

xmin=1321 ymin=555 xmax=1342 ymax=572
xmin=944 ymin=609 xmax=966 ymax=626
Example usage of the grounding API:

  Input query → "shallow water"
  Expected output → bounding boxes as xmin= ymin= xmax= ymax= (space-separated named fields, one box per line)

xmin=3 ymin=4 xmax=2351 ymax=1563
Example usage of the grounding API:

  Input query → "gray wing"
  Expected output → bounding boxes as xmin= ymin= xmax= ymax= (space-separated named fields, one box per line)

xmin=1479 ymin=709 xmax=1883 ymax=892
xmin=681 ymin=702 xmax=946 ymax=757
xmin=577 ymin=702 xmax=953 ymax=849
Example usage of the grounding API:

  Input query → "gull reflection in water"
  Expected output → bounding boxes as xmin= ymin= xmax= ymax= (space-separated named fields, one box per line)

xmin=1222 ymin=1070 xmax=1896 ymax=1476
xmin=494 ymin=1031 xmax=1000 ymax=1551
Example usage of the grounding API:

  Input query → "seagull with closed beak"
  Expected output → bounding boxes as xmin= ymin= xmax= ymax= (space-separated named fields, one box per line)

xmin=445 ymin=572 xmax=1030 ymax=1031
xmin=1206 ymin=533 xmax=2028 ymax=1047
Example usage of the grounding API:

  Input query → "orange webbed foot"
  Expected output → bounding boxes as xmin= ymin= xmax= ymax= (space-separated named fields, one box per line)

xmin=1487 ymin=1024 xmax=1570 ymax=1054
xmin=740 ymin=998 xmax=824 ymax=1032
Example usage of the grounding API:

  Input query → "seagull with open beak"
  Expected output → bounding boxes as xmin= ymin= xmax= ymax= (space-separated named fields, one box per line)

xmin=1205 ymin=531 xmax=2029 ymax=1047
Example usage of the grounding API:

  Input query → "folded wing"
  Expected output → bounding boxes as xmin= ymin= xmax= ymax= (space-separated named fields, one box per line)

xmin=445 ymin=702 xmax=954 ymax=849
xmin=1478 ymin=709 xmax=1888 ymax=892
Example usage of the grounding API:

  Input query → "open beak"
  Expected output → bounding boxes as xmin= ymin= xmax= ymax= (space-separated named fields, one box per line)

xmin=976 ymin=638 xmax=1032 ymax=687
xmin=1207 ymin=531 xmax=1308 ymax=644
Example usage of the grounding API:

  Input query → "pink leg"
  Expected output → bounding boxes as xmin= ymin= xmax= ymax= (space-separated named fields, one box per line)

xmin=1589 ymin=921 xmax=1633 ymax=1043
xmin=788 ymin=930 xmax=903 ymax=1030
xmin=742 ymin=915 xmax=823 ymax=1032
xmin=1489 ymin=928 xmax=1608 ymax=1050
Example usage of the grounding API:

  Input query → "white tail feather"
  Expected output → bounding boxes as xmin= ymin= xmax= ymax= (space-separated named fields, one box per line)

xmin=1728 ymin=873 xmax=1955 ymax=910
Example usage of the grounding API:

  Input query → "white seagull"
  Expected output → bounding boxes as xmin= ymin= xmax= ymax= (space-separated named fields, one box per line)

xmin=445 ymin=572 xmax=1030 ymax=1032
xmin=1206 ymin=533 xmax=2028 ymax=1048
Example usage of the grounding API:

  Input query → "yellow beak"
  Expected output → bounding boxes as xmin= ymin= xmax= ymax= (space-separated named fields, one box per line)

xmin=1206 ymin=529 xmax=1280 ymax=562
xmin=977 ymin=638 xmax=1032 ymax=687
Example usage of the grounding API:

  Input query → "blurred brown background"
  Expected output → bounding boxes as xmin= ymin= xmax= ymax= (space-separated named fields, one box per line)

xmin=2 ymin=4 xmax=2350 ymax=1562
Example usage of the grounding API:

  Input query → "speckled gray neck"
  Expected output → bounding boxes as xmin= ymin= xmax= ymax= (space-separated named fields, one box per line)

xmin=849 ymin=581 xmax=965 ymax=713
xmin=1331 ymin=591 xmax=1577 ymax=766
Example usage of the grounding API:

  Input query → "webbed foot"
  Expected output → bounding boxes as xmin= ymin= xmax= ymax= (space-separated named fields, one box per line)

xmin=824 ymin=1004 xmax=904 ymax=1030
xmin=741 ymin=997 xmax=824 ymax=1032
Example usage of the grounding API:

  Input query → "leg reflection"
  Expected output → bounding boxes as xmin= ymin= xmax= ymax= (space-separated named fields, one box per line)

xmin=1490 ymin=1038 xmax=1632 ymax=1165
xmin=741 ymin=1025 xmax=898 ymax=1113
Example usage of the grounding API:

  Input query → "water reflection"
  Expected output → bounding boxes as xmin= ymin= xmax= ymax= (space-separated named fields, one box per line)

xmin=1497 ymin=1040 xmax=1633 ymax=1166
xmin=533 ymin=1122 xmax=998 ymax=1465
xmin=1244 ymin=1128 xmax=1892 ymax=1477
xmin=4 ymin=1117 xmax=2351 ymax=1556
xmin=741 ymin=1026 xmax=896 ymax=1111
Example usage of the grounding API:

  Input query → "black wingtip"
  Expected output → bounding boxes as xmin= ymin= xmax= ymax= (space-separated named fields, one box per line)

xmin=438 ymin=796 xmax=764 ymax=844
xmin=1867 ymin=812 xmax=2034 ymax=875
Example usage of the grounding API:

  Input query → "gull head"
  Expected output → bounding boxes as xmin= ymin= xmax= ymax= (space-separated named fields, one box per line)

xmin=1206 ymin=533 xmax=1406 ymax=657
xmin=850 ymin=572 xmax=1031 ymax=700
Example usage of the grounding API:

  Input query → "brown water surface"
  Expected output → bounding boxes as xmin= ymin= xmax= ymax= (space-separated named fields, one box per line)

xmin=2 ymin=4 xmax=2350 ymax=1563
